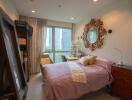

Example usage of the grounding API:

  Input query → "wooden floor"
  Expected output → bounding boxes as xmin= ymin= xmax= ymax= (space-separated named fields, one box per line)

xmin=26 ymin=73 xmax=122 ymax=100
xmin=26 ymin=73 xmax=46 ymax=100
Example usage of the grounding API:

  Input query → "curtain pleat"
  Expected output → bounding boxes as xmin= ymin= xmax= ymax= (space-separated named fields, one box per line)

xmin=19 ymin=16 xmax=46 ymax=74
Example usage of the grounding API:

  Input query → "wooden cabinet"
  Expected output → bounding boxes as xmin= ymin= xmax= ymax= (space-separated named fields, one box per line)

xmin=111 ymin=65 xmax=132 ymax=100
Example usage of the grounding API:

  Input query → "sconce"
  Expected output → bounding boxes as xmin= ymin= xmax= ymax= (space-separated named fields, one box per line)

xmin=108 ymin=29 xmax=112 ymax=34
xmin=114 ymin=48 xmax=123 ymax=65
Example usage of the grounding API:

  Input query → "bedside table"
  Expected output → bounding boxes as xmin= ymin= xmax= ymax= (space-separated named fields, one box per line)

xmin=111 ymin=64 xmax=132 ymax=100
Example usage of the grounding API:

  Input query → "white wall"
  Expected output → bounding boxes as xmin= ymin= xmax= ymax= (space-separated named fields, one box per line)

xmin=46 ymin=19 xmax=73 ymax=28
xmin=0 ymin=0 xmax=18 ymax=20
xmin=75 ymin=1 xmax=132 ymax=66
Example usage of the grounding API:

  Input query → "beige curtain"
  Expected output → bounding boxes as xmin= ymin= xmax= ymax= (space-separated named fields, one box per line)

xmin=19 ymin=16 xmax=46 ymax=74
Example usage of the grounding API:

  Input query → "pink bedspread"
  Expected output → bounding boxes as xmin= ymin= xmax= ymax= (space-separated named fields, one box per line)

xmin=42 ymin=58 xmax=112 ymax=100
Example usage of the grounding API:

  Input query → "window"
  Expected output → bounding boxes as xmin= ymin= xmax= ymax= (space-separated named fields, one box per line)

xmin=55 ymin=28 xmax=72 ymax=51
xmin=44 ymin=26 xmax=72 ymax=63
xmin=45 ymin=27 xmax=52 ymax=52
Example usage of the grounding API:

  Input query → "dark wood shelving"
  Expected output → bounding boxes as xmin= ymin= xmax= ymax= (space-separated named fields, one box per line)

xmin=15 ymin=20 xmax=33 ymax=82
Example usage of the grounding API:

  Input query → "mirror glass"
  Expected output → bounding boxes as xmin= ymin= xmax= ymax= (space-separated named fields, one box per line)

xmin=87 ymin=27 xmax=97 ymax=44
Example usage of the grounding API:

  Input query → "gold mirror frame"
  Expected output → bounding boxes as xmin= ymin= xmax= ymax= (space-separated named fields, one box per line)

xmin=82 ymin=19 xmax=107 ymax=51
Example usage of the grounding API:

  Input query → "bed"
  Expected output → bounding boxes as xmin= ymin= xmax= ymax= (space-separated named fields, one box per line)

xmin=41 ymin=58 xmax=113 ymax=100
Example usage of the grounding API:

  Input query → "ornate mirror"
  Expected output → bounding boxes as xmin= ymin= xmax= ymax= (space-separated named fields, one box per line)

xmin=87 ymin=27 xmax=98 ymax=44
xmin=82 ymin=19 xmax=107 ymax=51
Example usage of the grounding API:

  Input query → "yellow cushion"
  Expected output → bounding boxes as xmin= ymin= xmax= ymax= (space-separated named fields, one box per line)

xmin=79 ymin=56 xmax=89 ymax=66
xmin=79 ymin=55 xmax=97 ymax=65
xmin=87 ymin=55 xmax=97 ymax=65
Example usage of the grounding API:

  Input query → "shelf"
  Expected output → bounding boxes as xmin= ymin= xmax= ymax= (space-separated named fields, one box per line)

xmin=18 ymin=38 xmax=27 ymax=45
xmin=15 ymin=20 xmax=33 ymax=82
xmin=0 ymin=92 xmax=15 ymax=100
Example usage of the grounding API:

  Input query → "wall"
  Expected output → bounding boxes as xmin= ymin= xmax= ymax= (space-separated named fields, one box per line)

xmin=0 ymin=0 xmax=18 ymax=20
xmin=75 ymin=1 xmax=132 ymax=66
xmin=46 ymin=19 xmax=73 ymax=28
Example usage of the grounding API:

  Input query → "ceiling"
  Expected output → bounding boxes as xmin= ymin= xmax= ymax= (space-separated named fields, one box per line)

xmin=12 ymin=0 xmax=128 ymax=23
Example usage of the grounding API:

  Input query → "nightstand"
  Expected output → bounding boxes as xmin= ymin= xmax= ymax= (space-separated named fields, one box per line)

xmin=111 ymin=64 xmax=132 ymax=100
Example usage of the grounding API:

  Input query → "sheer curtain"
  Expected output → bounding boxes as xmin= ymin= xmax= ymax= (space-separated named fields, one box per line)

xmin=19 ymin=16 xmax=46 ymax=74
xmin=42 ymin=26 xmax=47 ymax=52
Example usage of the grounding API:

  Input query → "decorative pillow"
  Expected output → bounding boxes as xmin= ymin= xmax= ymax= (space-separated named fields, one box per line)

xmin=79 ymin=56 xmax=89 ymax=66
xmin=87 ymin=55 xmax=97 ymax=65
xmin=79 ymin=55 xmax=97 ymax=65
